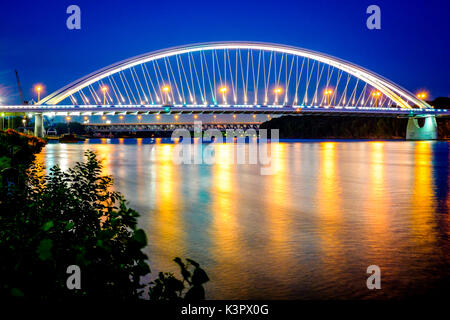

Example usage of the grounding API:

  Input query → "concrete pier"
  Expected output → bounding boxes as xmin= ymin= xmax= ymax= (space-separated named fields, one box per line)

xmin=406 ymin=115 xmax=437 ymax=140
xmin=34 ymin=113 xmax=44 ymax=137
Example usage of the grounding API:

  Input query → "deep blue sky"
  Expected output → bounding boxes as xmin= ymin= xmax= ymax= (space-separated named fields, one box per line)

xmin=0 ymin=0 xmax=448 ymax=104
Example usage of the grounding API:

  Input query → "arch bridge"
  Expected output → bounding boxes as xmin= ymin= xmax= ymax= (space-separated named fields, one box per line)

xmin=1 ymin=42 xmax=447 ymax=139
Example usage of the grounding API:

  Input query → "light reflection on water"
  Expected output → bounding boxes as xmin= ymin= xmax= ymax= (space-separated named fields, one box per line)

xmin=36 ymin=139 xmax=450 ymax=299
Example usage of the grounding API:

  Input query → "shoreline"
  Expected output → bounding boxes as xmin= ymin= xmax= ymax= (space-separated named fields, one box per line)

xmin=46 ymin=136 xmax=450 ymax=144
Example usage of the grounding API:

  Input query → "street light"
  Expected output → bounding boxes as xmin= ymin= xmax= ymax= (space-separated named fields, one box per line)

xmin=65 ymin=116 xmax=72 ymax=134
xmin=101 ymin=86 xmax=108 ymax=105
xmin=274 ymin=88 xmax=282 ymax=104
xmin=324 ymin=89 xmax=333 ymax=106
xmin=417 ymin=92 xmax=427 ymax=100
xmin=35 ymin=85 xmax=42 ymax=103
xmin=162 ymin=86 xmax=170 ymax=104
xmin=219 ymin=87 xmax=228 ymax=104
xmin=372 ymin=91 xmax=381 ymax=106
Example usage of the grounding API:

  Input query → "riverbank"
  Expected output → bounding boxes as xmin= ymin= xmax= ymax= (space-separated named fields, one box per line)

xmin=0 ymin=129 xmax=46 ymax=174
xmin=260 ymin=115 xmax=450 ymax=140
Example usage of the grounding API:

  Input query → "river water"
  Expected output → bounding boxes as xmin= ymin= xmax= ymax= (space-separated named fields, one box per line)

xmin=36 ymin=139 xmax=450 ymax=299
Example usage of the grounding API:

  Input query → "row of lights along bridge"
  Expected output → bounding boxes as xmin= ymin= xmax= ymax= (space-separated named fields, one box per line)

xmin=28 ymin=85 xmax=429 ymax=107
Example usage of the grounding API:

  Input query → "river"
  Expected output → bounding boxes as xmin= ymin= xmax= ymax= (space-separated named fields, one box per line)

xmin=36 ymin=139 xmax=450 ymax=299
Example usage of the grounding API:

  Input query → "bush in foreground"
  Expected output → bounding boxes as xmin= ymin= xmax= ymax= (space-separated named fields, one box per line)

xmin=0 ymin=150 xmax=208 ymax=300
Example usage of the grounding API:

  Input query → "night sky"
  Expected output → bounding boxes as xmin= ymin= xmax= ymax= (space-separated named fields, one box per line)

xmin=0 ymin=0 xmax=449 ymax=104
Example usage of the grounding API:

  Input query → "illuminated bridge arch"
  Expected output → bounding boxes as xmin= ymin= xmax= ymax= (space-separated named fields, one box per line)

xmin=38 ymin=42 xmax=431 ymax=109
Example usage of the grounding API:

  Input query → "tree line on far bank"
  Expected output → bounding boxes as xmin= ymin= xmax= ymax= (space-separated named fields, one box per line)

xmin=260 ymin=116 xmax=450 ymax=139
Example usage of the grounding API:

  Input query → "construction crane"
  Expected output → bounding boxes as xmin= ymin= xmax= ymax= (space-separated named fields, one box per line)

xmin=15 ymin=69 xmax=25 ymax=105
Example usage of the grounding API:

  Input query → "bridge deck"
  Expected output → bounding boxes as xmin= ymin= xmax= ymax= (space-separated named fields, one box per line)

xmin=0 ymin=105 xmax=449 ymax=117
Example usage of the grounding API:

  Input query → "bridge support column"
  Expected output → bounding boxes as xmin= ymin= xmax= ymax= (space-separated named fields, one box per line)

xmin=34 ymin=113 xmax=44 ymax=138
xmin=406 ymin=115 xmax=437 ymax=140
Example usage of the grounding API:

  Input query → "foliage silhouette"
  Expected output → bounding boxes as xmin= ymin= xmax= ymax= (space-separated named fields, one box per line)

xmin=149 ymin=257 xmax=209 ymax=301
xmin=0 ymin=149 xmax=208 ymax=300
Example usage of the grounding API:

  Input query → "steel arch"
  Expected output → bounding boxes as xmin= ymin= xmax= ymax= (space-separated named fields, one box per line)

xmin=37 ymin=41 xmax=430 ymax=109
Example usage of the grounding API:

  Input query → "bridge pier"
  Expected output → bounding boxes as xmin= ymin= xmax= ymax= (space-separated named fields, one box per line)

xmin=34 ymin=113 xmax=44 ymax=138
xmin=406 ymin=115 xmax=437 ymax=140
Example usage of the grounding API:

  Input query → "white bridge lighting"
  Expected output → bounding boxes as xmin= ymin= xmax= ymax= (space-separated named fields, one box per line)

xmin=34 ymin=42 xmax=431 ymax=110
